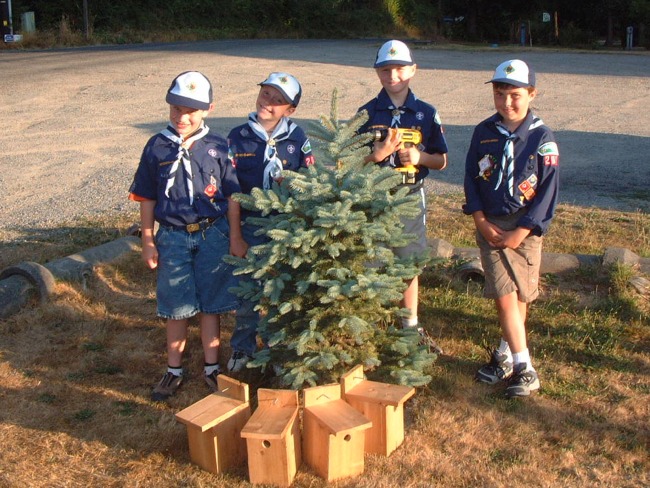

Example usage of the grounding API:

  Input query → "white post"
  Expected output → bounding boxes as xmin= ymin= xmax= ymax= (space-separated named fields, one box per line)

xmin=626 ymin=26 xmax=634 ymax=50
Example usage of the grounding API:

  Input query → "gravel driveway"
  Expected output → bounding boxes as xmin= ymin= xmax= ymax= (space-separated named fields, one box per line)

xmin=1 ymin=39 xmax=648 ymax=241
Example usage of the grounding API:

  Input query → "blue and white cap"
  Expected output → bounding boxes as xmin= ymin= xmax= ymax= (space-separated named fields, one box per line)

xmin=259 ymin=72 xmax=302 ymax=106
xmin=488 ymin=59 xmax=536 ymax=88
xmin=166 ymin=71 xmax=213 ymax=110
xmin=373 ymin=40 xmax=414 ymax=68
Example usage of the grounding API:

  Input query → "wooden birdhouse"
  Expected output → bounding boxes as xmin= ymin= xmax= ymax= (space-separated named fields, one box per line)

xmin=241 ymin=388 xmax=301 ymax=487
xmin=302 ymin=383 xmax=372 ymax=482
xmin=175 ymin=375 xmax=251 ymax=474
xmin=341 ymin=364 xmax=415 ymax=456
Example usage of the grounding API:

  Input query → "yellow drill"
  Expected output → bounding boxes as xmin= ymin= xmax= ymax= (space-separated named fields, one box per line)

xmin=372 ymin=128 xmax=422 ymax=184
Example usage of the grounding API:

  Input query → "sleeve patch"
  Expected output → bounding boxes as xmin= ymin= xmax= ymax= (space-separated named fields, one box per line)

xmin=301 ymin=139 xmax=312 ymax=154
xmin=538 ymin=142 xmax=559 ymax=156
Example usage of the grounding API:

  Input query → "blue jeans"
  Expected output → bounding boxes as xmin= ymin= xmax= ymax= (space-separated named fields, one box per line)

xmin=230 ymin=222 xmax=269 ymax=355
xmin=155 ymin=219 xmax=240 ymax=319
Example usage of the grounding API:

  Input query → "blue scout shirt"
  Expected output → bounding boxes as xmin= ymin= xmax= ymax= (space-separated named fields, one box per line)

xmin=227 ymin=122 xmax=314 ymax=218
xmin=463 ymin=111 xmax=560 ymax=236
xmin=357 ymin=88 xmax=448 ymax=182
xmin=129 ymin=127 xmax=240 ymax=228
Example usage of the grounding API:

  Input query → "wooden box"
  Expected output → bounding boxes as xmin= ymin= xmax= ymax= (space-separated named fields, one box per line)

xmin=341 ymin=364 xmax=415 ymax=456
xmin=241 ymin=389 xmax=301 ymax=487
xmin=302 ymin=383 xmax=372 ymax=482
xmin=175 ymin=375 xmax=251 ymax=474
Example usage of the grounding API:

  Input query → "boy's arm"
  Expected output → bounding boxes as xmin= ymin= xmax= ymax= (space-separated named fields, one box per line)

xmin=516 ymin=137 xmax=560 ymax=235
xmin=139 ymin=199 xmax=158 ymax=269
xmin=227 ymin=197 xmax=248 ymax=258
xmin=498 ymin=226 xmax=531 ymax=249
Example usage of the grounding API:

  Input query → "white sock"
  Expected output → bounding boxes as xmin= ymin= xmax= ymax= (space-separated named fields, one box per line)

xmin=512 ymin=349 xmax=534 ymax=371
xmin=497 ymin=338 xmax=512 ymax=358
xmin=167 ymin=366 xmax=183 ymax=377
xmin=204 ymin=363 xmax=221 ymax=375
xmin=401 ymin=317 xmax=418 ymax=328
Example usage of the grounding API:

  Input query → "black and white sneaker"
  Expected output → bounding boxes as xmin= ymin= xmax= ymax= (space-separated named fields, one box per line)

xmin=505 ymin=363 xmax=540 ymax=398
xmin=204 ymin=365 xmax=223 ymax=392
xmin=151 ymin=371 xmax=183 ymax=402
xmin=475 ymin=349 xmax=514 ymax=384
xmin=227 ymin=350 xmax=252 ymax=373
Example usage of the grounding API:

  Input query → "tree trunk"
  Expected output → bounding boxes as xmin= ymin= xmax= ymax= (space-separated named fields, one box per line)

xmin=606 ymin=11 xmax=614 ymax=46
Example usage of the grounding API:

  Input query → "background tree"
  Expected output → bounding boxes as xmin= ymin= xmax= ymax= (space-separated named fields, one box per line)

xmin=226 ymin=91 xmax=436 ymax=390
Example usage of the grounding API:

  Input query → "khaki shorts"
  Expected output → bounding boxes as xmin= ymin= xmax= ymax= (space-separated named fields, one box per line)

xmin=394 ymin=187 xmax=428 ymax=259
xmin=476 ymin=212 xmax=543 ymax=302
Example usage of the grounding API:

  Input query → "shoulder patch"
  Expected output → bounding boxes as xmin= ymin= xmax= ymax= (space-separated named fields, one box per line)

xmin=538 ymin=142 xmax=559 ymax=156
xmin=301 ymin=139 xmax=312 ymax=154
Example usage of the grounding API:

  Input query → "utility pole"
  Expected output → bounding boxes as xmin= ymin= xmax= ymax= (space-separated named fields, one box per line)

xmin=83 ymin=0 xmax=89 ymax=39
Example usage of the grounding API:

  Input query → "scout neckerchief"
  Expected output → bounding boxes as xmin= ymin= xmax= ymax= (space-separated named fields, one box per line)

xmin=388 ymin=105 xmax=404 ymax=168
xmin=247 ymin=113 xmax=297 ymax=189
xmin=161 ymin=123 xmax=209 ymax=205
xmin=494 ymin=122 xmax=516 ymax=196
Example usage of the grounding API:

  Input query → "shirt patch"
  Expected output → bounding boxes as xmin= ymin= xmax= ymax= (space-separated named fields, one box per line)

xmin=304 ymin=154 xmax=315 ymax=166
xmin=433 ymin=112 xmax=441 ymax=125
xmin=480 ymin=138 xmax=499 ymax=144
xmin=159 ymin=160 xmax=175 ymax=167
xmin=287 ymin=144 xmax=296 ymax=154
xmin=544 ymin=155 xmax=559 ymax=166
xmin=301 ymin=139 xmax=312 ymax=154
xmin=538 ymin=142 xmax=559 ymax=156
xmin=518 ymin=179 xmax=536 ymax=201
xmin=417 ymin=111 xmax=425 ymax=121
xmin=477 ymin=154 xmax=496 ymax=180
xmin=208 ymin=148 xmax=217 ymax=158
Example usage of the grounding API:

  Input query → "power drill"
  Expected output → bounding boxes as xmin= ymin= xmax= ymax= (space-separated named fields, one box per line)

xmin=371 ymin=128 xmax=422 ymax=184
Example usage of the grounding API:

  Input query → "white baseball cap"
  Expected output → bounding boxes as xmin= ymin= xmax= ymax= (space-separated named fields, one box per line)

xmin=259 ymin=72 xmax=302 ymax=106
xmin=373 ymin=40 xmax=414 ymax=68
xmin=166 ymin=71 xmax=213 ymax=110
xmin=488 ymin=59 xmax=536 ymax=88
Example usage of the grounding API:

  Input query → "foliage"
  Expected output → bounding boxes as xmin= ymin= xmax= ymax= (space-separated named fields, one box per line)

xmin=8 ymin=0 xmax=649 ymax=47
xmin=225 ymin=90 xmax=435 ymax=389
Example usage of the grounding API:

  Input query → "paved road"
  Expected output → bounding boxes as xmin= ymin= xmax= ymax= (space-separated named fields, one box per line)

xmin=1 ymin=39 xmax=648 ymax=239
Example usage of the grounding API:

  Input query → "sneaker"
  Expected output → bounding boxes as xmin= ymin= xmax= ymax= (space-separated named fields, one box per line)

xmin=227 ymin=350 xmax=252 ymax=373
xmin=475 ymin=349 xmax=514 ymax=384
xmin=151 ymin=372 xmax=183 ymax=402
xmin=505 ymin=363 xmax=540 ymax=398
xmin=417 ymin=327 xmax=444 ymax=355
xmin=204 ymin=365 xmax=223 ymax=392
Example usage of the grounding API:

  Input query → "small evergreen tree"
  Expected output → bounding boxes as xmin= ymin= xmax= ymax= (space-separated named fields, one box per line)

xmin=227 ymin=90 xmax=435 ymax=389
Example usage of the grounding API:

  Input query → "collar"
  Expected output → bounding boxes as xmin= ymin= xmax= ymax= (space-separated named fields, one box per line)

xmin=489 ymin=110 xmax=536 ymax=142
xmin=376 ymin=88 xmax=418 ymax=112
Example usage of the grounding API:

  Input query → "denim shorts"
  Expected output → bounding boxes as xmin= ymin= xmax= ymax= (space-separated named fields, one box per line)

xmin=155 ymin=218 xmax=240 ymax=319
xmin=476 ymin=212 xmax=543 ymax=302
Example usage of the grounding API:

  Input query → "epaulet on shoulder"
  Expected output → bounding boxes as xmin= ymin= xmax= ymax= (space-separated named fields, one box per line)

xmin=529 ymin=115 xmax=546 ymax=131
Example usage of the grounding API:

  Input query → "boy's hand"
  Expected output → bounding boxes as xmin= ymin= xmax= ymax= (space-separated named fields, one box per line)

xmin=230 ymin=235 xmax=248 ymax=258
xmin=370 ymin=128 xmax=402 ymax=163
xmin=494 ymin=228 xmax=530 ymax=249
xmin=397 ymin=145 xmax=421 ymax=166
xmin=478 ymin=221 xmax=504 ymax=247
xmin=141 ymin=240 xmax=158 ymax=269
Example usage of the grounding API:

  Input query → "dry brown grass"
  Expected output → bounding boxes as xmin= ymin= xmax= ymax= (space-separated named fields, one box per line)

xmin=0 ymin=200 xmax=648 ymax=487
xmin=427 ymin=193 xmax=650 ymax=257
